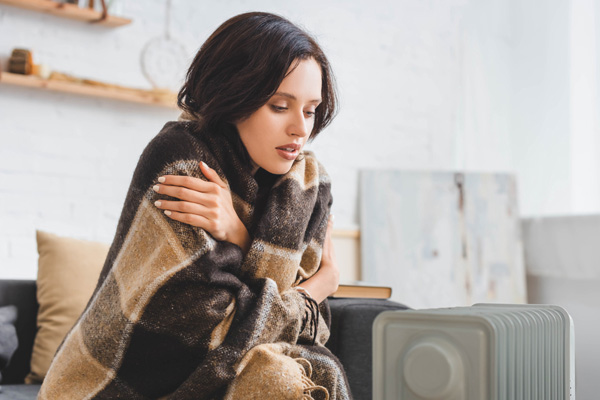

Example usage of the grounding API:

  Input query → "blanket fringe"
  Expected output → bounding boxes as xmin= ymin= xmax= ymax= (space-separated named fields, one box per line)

xmin=295 ymin=357 xmax=329 ymax=400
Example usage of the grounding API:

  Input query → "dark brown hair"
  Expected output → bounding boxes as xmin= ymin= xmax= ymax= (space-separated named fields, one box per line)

xmin=177 ymin=12 xmax=337 ymax=140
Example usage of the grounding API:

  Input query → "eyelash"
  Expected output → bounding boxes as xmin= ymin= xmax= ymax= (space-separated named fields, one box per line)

xmin=270 ymin=105 xmax=316 ymax=118
xmin=271 ymin=105 xmax=287 ymax=112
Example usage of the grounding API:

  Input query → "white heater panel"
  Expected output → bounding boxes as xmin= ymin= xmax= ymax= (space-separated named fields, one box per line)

xmin=373 ymin=304 xmax=575 ymax=400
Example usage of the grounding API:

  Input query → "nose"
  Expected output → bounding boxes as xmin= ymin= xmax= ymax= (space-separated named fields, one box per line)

xmin=288 ymin=110 xmax=310 ymax=138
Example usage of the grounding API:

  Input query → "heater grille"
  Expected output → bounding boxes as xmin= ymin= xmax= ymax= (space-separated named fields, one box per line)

xmin=373 ymin=304 xmax=575 ymax=400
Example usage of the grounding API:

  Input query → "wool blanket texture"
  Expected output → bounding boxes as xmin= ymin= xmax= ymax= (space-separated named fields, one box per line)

xmin=39 ymin=120 xmax=352 ymax=399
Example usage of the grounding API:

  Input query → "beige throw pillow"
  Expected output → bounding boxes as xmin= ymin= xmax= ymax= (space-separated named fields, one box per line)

xmin=25 ymin=230 xmax=109 ymax=384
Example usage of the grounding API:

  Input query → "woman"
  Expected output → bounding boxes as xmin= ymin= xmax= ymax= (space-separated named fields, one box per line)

xmin=40 ymin=11 xmax=350 ymax=400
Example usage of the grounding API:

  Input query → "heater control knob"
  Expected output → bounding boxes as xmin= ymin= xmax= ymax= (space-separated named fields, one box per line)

xmin=402 ymin=336 xmax=464 ymax=399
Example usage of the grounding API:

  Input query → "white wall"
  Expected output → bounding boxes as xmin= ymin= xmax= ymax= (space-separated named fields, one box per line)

xmin=508 ymin=0 xmax=572 ymax=216
xmin=570 ymin=0 xmax=600 ymax=214
xmin=510 ymin=0 xmax=600 ymax=217
xmin=1 ymin=0 xmax=599 ymax=279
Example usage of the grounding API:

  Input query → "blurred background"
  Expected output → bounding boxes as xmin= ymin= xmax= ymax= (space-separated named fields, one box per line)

xmin=1 ymin=0 xmax=599 ymax=397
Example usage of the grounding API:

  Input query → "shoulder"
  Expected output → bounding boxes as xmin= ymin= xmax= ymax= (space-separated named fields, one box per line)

xmin=129 ymin=121 xmax=210 ymax=184
xmin=139 ymin=121 xmax=207 ymax=161
xmin=150 ymin=121 xmax=199 ymax=148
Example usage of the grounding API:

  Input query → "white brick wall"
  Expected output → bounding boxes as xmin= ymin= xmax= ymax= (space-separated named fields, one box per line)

xmin=0 ymin=82 xmax=178 ymax=278
xmin=1 ymin=0 xmax=599 ymax=280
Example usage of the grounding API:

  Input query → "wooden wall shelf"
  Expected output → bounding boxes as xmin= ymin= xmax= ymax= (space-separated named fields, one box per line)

xmin=0 ymin=71 xmax=177 ymax=109
xmin=0 ymin=0 xmax=131 ymax=27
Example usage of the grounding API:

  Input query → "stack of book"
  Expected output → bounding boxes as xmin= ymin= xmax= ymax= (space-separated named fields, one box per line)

xmin=330 ymin=282 xmax=391 ymax=299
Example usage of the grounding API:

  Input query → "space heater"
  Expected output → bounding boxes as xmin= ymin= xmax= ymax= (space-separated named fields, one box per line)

xmin=373 ymin=304 xmax=575 ymax=399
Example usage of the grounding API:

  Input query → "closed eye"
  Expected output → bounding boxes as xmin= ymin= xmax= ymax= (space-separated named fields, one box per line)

xmin=271 ymin=105 xmax=287 ymax=112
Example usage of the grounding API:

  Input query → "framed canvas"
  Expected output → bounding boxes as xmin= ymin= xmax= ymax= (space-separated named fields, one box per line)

xmin=360 ymin=170 xmax=526 ymax=309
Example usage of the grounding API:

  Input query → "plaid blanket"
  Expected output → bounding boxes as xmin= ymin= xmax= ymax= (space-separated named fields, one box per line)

xmin=39 ymin=121 xmax=351 ymax=399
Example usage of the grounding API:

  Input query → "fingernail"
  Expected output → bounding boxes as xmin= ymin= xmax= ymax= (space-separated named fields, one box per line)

xmin=164 ymin=210 xmax=171 ymax=216
xmin=158 ymin=177 xmax=165 ymax=183
xmin=201 ymin=161 xmax=208 ymax=169
xmin=154 ymin=201 xmax=162 ymax=207
xmin=153 ymin=185 xmax=160 ymax=192
xmin=329 ymin=214 xmax=335 ymax=222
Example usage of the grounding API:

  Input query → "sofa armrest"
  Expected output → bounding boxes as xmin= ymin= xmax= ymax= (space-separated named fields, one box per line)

xmin=326 ymin=297 xmax=408 ymax=400
xmin=0 ymin=280 xmax=38 ymax=384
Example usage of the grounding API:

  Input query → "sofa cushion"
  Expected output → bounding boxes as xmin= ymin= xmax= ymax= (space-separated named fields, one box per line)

xmin=25 ymin=231 xmax=108 ymax=384
xmin=0 ymin=305 xmax=18 ymax=383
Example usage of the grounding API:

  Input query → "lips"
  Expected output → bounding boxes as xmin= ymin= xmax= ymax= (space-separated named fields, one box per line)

xmin=276 ymin=143 xmax=302 ymax=160
xmin=276 ymin=143 xmax=301 ymax=152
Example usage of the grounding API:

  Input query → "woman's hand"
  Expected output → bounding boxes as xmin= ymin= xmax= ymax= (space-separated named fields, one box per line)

xmin=296 ymin=215 xmax=340 ymax=303
xmin=153 ymin=161 xmax=251 ymax=254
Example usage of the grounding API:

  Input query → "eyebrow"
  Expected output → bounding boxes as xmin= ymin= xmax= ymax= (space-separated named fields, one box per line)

xmin=274 ymin=92 xmax=322 ymax=104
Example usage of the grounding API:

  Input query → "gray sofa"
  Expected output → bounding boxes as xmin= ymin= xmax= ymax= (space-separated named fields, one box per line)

xmin=0 ymin=279 xmax=407 ymax=400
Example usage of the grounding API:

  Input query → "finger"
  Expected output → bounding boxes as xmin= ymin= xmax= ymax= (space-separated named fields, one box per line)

xmin=154 ymin=199 xmax=217 ymax=219
xmin=162 ymin=209 xmax=212 ymax=230
xmin=157 ymin=175 xmax=215 ymax=193
xmin=153 ymin=184 xmax=217 ymax=206
xmin=199 ymin=161 xmax=228 ymax=189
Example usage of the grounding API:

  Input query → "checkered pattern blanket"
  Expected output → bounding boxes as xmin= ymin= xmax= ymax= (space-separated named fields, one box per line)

xmin=39 ymin=121 xmax=351 ymax=399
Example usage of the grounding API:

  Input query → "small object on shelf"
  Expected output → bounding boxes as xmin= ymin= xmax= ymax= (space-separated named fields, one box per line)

xmin=8 ymin=49 xmax=33 ymax=75
xmin=0 ymin=0 xmax=131 ymax=27
xmin=86 ymin=0 xmax=122 ymax=17
xmin=8 ymin=48 xmax=52 ymax=79
xmin=65 ymin=0 xmax=108 ymax=23
xmin=95 ymin=0 xmax=107 ymax=23
xmin=74 ymin=0 xmax=108 ymax=23
xmin=330 ymin=282 xmax=392 ymax=299
xmin=32 ymin=63 xmax=52 ymax=80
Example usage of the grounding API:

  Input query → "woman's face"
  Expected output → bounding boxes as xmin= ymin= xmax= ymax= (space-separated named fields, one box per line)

xmin=236 ymin=58 xmax=323 ymax=175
